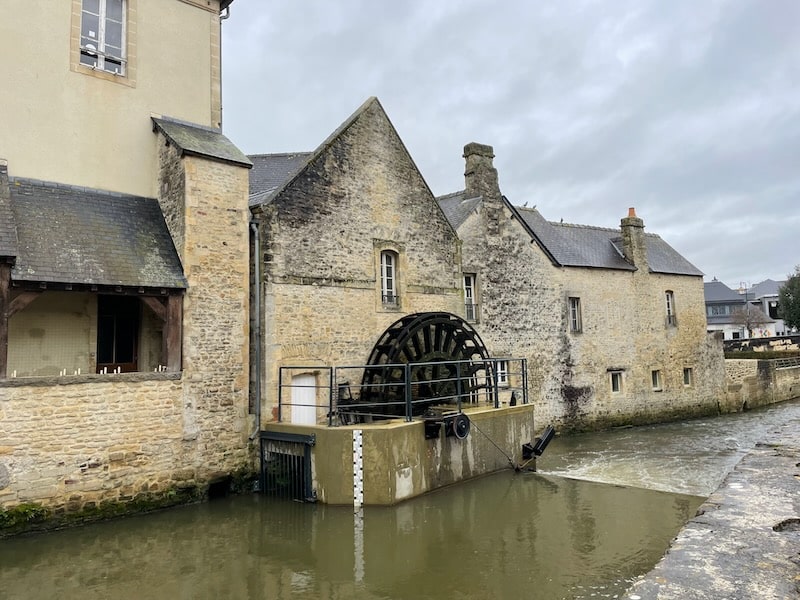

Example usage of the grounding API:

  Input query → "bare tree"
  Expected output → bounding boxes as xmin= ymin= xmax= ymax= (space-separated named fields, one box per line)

xmin=730 ymin=303 xmax=772 ymax=338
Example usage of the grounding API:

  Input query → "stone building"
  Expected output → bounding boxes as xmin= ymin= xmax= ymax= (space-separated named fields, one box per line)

xmin=0 ymin=0 xmax=253 ymax=519
xmin=438 ymin=144 xmax=726 ymax=430
xmin=248 ymin=101 xmax=726 ymax=504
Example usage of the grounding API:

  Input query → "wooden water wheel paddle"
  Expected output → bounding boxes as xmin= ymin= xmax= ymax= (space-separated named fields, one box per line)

xmin=360 ymin=312 xmax=490 ymax=418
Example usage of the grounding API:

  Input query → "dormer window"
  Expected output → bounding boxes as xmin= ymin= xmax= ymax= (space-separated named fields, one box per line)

xmin=80 ymin=0 xmax=127 ymax=75
xmin=380 ymin=250 xmax=398 ymax=306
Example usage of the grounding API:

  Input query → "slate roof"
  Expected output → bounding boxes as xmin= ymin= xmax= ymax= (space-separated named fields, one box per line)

xmin=704 ymin=280 xmax=743 ymax=303
xmin=0 ymin=161 xmax=19 ymax=260
xmin=435 ymin=192 xmax=703 ymax=276
xmin=152 ymin=117 xmax=252 ymax=168
xmin=435 ymin=191 xmax=482 ymax=230
xmin=9 ymin=177 xmax=187 ymax=289
xmin=248 ymin=152 xmax=312 ymax=206
xmin=749 ymin=279 xmax=785 ymax=298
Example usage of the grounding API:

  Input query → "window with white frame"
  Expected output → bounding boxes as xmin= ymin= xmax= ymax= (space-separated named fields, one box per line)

xmin=665 ymin=290 xmax=677 ymax=326
xmin=380 ymin=250 xmax=398 ymax=306
xmin=80 ymin=0 xmax=127 ymax=75
xmin=496 ymin=360 xmax=509 ymax=387
xmin=568 ymin=297 xmax=582 ymax=333
xmin=464 ymin=274 xmax=477 ymax=322
xmin=651 ymin=369 xmax=663 ymax=391
xmin=610 ymin=370 xmax=623 ymax=393
xmin=683 ymin=367 xmax=693 ymax=387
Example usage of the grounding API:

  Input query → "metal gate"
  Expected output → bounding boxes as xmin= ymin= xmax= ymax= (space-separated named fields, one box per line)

xmin=259 ymin=431 xmax=316 ymax=502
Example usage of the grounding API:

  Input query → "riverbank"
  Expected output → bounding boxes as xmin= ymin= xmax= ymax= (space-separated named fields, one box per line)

xmin=624 ymin=414 xmax=800 ymax=599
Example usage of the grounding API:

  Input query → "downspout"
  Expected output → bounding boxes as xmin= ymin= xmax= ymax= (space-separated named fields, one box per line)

xmin=218 ymin=4 xmax=231 ymax=129
xmin=249 ymin=220 xmax=262 ymax=440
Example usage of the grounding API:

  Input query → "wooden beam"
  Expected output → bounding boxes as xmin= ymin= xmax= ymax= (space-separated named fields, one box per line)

xmin=141 ymin=296 xmax=167 ymax=321
xmin=165 ymin=293 xmax=183 ymax=372
xmin=0 ymin=264 xmax=10 ymax=378
xmin=8 ymin=291 xmax=42 ymax=317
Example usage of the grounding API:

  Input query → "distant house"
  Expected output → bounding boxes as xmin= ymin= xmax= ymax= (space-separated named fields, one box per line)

xmin=749 ymin=279 xmax=788 ymax=336
xmin=704 ymin=278 xmax=775 ymax=339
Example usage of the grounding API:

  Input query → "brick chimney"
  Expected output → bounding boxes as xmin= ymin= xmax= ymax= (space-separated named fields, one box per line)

xmin=620 ymin=207 xmax=648 ymax=271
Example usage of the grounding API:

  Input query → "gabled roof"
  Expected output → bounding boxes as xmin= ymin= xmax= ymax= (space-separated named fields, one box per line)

xmin=248 ymin=152 xmax=313 ymax=206
xmin=152 ymin=117 xmax=252 ymax=168
xmin=9 ymin=178 xmax=187 ymax=289
xmin=248 ymin=98 xmax=448 ymax=235
xmin=516 ymin=206 xmax=703 ymax=275
xmin=435 ymin=193 xmax=703 ymax=276
xmin=749 ymin=279 xmax=785 ymax=298
xmin=435 ymin=191 xmax=482 ymax=230
xmin=0 ymin=161 xmax=18 ymax=260
xmin=704 ymin=279 xmax=744 ymax=303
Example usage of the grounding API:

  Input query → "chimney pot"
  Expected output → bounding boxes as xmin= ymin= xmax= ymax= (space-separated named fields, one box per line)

xmin=628 ymin=207 xmax=636 ymax=218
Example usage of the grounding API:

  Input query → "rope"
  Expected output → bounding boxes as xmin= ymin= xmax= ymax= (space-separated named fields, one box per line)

xmin=469 ymin=419 xmax=518 ymax=469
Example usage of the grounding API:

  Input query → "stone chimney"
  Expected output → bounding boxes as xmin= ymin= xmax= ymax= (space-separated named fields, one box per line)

xmin=464 ymin=143 xmax=502 ymax=204
xmin=464 ymin=143 xmax=503 ymax=233
xmin=620 ymin=207 xmax=648 ymax=271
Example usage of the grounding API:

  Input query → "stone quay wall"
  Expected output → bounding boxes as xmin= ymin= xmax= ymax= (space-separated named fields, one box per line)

xmin=0 ymin=375 xmax=210 ymax=514
xmin=724 ymin=358 xmax=800 ymax=411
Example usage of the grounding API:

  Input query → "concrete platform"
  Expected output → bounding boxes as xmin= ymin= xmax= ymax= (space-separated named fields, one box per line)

xmin=624 ymin=417 xmax=800 ymax=599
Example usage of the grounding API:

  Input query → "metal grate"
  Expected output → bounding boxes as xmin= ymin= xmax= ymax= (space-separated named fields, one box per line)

xmin=259 ymin=431 xmax=316 ymax=502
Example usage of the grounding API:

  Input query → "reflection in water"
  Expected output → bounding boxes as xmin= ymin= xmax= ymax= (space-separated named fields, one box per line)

xmin=4 ymin=400 xmax=798 ymax=600
xmin=0 ymin=474 xmax=699 ymax=600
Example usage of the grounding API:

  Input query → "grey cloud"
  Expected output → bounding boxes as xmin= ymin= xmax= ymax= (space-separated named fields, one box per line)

xmin=222 ymin=0 xmax=800 ymax=288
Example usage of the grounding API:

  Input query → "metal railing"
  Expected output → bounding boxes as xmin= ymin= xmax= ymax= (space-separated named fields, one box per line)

xmin=774 ymin=357 xmax=800 ymax=370
xmin=277 ymin=358 xmax=527 ymax=426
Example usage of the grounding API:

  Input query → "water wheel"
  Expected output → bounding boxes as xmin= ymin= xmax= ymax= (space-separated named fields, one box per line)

xmin=360 ymin=312 xmax=490 ymax=418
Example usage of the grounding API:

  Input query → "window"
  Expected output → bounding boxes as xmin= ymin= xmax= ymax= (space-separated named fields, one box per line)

xmin=568 ymin=297 xmax=582 ymax=333
xmin=464 ymin=274 xmax=478 ymax=321
xmin=731 ymin=331 xmax=741 ymax=340
xmin=380 ymin=251 xmax=398 ymax=306
xmin=97 ymin=295 xmax=139 ymax=373
xmin=496 ymin=360 xmax=509 ymax=387
xmin=651 ymin=369 xmax=663 ymax=391
xmin=80 ymin=0 xmax=127 ymax=75
xmin=665 ymin=291 xmax=677 ymax=326
xmin=610 ymin=371 xmax=623 ymax=393
xmin=683 ymin=367 xmax=693 ymax=387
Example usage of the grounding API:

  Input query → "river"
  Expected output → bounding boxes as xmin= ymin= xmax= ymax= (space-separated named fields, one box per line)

xmin=1 ymin=399 xmax=798 ymax=600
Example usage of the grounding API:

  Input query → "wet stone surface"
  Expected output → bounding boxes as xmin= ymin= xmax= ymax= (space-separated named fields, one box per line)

xmin=624 ymin=417 xmax=800 ymax=600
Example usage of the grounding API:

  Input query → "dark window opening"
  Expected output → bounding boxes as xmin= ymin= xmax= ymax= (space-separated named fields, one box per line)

xmin=97 ymin=295 xmax=139 ymax=373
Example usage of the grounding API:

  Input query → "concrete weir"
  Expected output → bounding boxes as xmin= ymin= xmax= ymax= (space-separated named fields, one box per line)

xmin=624 ymin=418 xmax=800 ymax=599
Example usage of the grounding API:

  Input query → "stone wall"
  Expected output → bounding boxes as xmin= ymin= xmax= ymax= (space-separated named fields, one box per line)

xmin=724 ymin=358 xmax=800 ymax=410
xmin=164 ymin=151 xmax=252 ymax=471
xmin=457 ymin=199 xmax=565 ymax=426
xmin=0 ymin=375 xmax=188 ymax=511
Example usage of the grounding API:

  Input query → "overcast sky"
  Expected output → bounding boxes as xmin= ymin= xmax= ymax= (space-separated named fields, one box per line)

xmin=221 ymin=0 xmax=799 ymax=289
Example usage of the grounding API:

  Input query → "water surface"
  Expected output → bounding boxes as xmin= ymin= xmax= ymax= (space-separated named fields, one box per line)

xmin=3 ymin=399 xmax=799 ymax=600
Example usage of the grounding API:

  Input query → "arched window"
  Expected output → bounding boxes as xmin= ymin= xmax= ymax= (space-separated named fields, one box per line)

xmin=380 ymin=251 xmax=398 ymax=306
